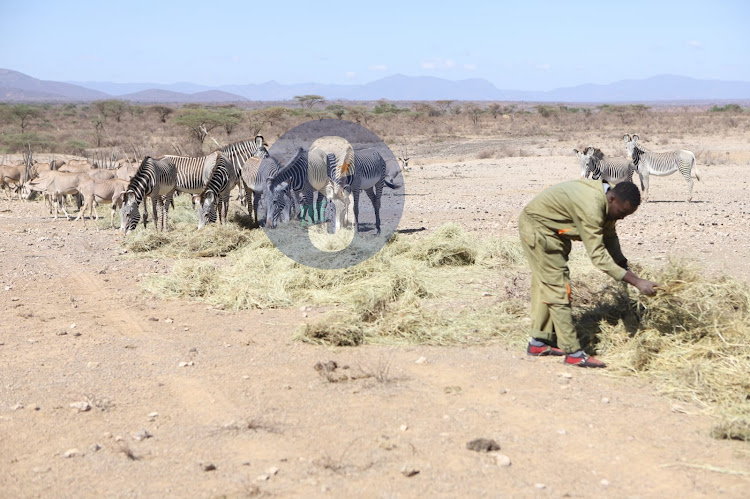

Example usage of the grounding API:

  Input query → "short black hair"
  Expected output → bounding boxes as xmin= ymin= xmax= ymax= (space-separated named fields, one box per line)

xmin=611 ymin=181 xmax=641 ymax=207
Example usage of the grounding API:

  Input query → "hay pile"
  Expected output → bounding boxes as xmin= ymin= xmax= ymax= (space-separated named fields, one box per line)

xmin=586 ymin=261 xmax=750 ymax=440
xmin=126 ymin=218 xmax=750 ymax=440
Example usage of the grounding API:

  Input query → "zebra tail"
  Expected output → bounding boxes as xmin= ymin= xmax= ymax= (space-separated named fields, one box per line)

xmin=384 ymin=179 xmax=401 ymax=190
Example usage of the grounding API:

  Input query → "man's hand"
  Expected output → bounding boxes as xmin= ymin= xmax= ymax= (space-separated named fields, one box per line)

xmin=623 ymin=270 xmax=660 ymax=296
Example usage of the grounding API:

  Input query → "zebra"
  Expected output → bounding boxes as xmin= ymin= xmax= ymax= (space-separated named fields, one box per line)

xmin=265 ymin=148 xmax=318 ymax=228
xmin=221 ymin=135 xmax=269 ymax=203
xmin=329 ymin=148 xmax=398 ymax=235
xmin=120 ymin=156 xmax=177 ymax=234
xmin=624 ymin=133 xmax=700 ymax=202
xmin=574 ymin=147 xmax=637 ymax=185
xmin=194 ymin=152 xmax=238 ymax=229
xmin=241 ymin=155 xmax=284 ymax=226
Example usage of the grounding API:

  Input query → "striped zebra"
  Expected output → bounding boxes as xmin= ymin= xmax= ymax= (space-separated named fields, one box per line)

xmin=624 ymin=134 xmax=700 ymax=202
xmin=242 ymin=155 xmax=295 ymax=226
xmin=221 ymin=135 xmax=269 ymax=201
xmin=329 ymin=148 xmax=397 ymax=235
xmin=265 ymin=148 xmax=318 ymax=228
xmin=120 ymin=156 xmax=177 ymax=234
xmin=574 ymin=147 xmax=637 ymax=185
xmin=162 ymin=151 xmax=228 ymax=208
xmin=194 ymin=152 xmax=238 ymax=228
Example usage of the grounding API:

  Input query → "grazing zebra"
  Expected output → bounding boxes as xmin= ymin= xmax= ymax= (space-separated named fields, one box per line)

xmin=221 ymin=135 xmax=269 ymax=201
xmin=265 ymin=148 xmax=318 ymax=228
xmin=624 ymin=134 xmax=700 ymax=202
xmin=574 ymin=147 xmax=637 ymax=185
xmin=329 ymin=148 xmax=397 ymax=235
xmin=241 ymin=155 xmax=283 ymax=226
xmin=162 ymin=151 xmax=220 ymax=198
xmin=194 ymin=152 xmax=238 ymax=228
xmin=120 ymin=156 xmax=177 ymax=234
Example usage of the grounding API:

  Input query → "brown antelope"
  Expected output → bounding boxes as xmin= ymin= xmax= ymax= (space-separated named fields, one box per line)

xmin=26 ymin=171 xmax=91 ymax=220
xmin=77 ymin=178 xmax=130 ymax=227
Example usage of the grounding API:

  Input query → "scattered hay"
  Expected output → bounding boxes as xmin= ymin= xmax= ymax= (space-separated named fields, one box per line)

xmin=130 ymin=221 xmax=750 ymax=441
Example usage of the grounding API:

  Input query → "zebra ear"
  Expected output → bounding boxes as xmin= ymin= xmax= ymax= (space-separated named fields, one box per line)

xmin=572 ymin=149 xmax=579 ymax=155
xmin=191 ymin=194 xmax=201 ymax=206
xmin=206 ymin=191 xmax=215 ymax=203
xmin=623 ymin=134 xmax=631 ymax=143
xmin=325 ymin=183 xmax=334 ymax=201
xmin=255 ymin=135 xmax=264 ymax=148
xmin=632 ymin=134 xmax=640 ymax=142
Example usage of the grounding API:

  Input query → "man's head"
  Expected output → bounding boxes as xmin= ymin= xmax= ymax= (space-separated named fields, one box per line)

xmin=606 ymin=181 xmax=641 ymax=221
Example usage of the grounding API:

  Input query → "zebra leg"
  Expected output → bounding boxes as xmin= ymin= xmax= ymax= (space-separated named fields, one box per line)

xmin=352 ymin=188 xmax=361 ymax=232
xmin=638 ymin=169 xmax=650 ymax=202
xmin=152 ymin=196 xmax=160 ymax=231
xmin=364 ymin=186 xmax=382 ymax=234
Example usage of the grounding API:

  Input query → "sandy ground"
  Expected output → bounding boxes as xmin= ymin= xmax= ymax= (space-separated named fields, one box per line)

xmin=1 ymin=138 xmax=750 ymax=497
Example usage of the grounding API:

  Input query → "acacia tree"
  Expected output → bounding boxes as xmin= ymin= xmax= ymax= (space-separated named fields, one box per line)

xmin=149 ymin=105 xmax=174 ymax=123
xmin=294 ymin=94 xmax=325 ymax=109
xmin=174 ymin=108 xmax=223 ymax=145
xmin=94 ymin=99 xmax=128 ymax=122
xmin=4 ymin=104 xmax=43 ymax=133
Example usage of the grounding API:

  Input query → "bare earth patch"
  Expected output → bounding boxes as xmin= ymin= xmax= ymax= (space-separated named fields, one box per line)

xmin=1 ymin=137 xmax=749 ymax=497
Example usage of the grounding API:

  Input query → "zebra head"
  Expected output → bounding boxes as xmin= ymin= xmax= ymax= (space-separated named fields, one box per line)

xmin=624 ymin=133 xmax=641 ymax=160
xmin=573 ymin=147 xmax=596 ymax=178
xmin=266 ymin=181 xmax=292 ymax=229
xmin=120 ymin=190 xmax=140 ymax=234
xmin=194 ymin=191 xmax=217 ymax=229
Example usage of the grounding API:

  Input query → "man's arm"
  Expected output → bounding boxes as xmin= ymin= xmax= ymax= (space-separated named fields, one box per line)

xmin=622 ymin=270 xmax=660 ymax=295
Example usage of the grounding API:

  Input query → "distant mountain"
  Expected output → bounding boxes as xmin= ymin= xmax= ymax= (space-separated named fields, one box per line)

xmin=117 ymin=89 xmax=247 ymax=103
xmin=0 ymin=68 xmax=109 ymax=101
xmin=3 ymin=68 xmax=750 ymax=103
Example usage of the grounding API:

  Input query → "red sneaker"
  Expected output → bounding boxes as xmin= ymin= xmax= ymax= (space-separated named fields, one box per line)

xmin=527 ymin=342 xmax=565 ymax=357
xmin=564 ymin=352 xmax=606 ymax=368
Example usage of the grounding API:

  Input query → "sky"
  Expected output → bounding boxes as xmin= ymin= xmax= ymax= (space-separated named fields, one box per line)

xmin=1 ymin=0 xmax=748 ymax=90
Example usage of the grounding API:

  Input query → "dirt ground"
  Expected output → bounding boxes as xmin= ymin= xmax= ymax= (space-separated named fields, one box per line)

xmin=2 ymin=135 xmax=750 ymax=498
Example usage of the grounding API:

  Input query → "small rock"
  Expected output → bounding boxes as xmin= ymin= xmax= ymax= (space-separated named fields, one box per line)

xmin=56 ymin=330 xmax=68 ymax=336
xmin=557 ymin=372 xmax=573 ymax=379
xmin=601 ymin=397 xmax=610 ymax=404
xmin=401 ymin=465 xmax=420 ymax=477
xmin=164 ymin=318 xmax=174 ymax=323
xmin=256 ymin=473 xmax=271 ymax=481
xmin=11 ymin=403 xmax=23 ymax=411
xmin=132 ymin=429 xmax=152 ymax=441
xmin=90 ymin=443 xmax=102 ymax=452
xmin=70 ymin=401 xmax=91 ymax=412
xmin=149 ymin=317 xmax=159 ymax=322
xmin=178 ymin=361 xmax=194 ymax=367
xmin=10 ymin=297 xmax=19 ymax=302
xmin=466 ymin=438 xmax=500 ymax=452
xmin=492 ymin=452 xmax=512 ymax=467
xmin=535 ymin=483 xmax=546 ymax=489
xmin=201 ymin=462 xmax=216 ymax=472
xmin=415 ymin=356 xmax=427 ymax=364
xmin=400 ymin=424 xmax=408 ymax=432
xmin=557 ymin=429 xmax=567 ymax=435
xmin=63 ymin=448 xmax=80 ymax=458
xmin=73 ymin=332 xmax=81 ymax=337
xmin=32 ymin=466 xmax=51 ymax=474
xmin=148 ymin=412 xmax=159 ymax=419
xmin=114 ymin=435 xmax=124 ymax=442
xmin=601 ymin=479 xmax=610 ymax=487
xmin=266 ymin=466 xmax=279 ymax=475
xmin=70 ymin=324 xmax=77 ymax=329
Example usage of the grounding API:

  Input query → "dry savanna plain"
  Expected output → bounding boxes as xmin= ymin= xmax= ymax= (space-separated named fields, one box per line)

xmin=1 ymin=103 xmax=750 ymax=497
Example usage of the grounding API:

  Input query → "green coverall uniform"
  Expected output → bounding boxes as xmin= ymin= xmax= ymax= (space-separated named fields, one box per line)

xmin=518 ymin=179 xmax=628 ymax=353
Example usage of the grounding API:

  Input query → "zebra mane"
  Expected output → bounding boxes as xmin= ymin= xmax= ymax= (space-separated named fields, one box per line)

xmin=268 ymin=148 xmax=306 ymax=192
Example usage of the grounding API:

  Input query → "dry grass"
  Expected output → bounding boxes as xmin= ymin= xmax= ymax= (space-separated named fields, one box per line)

xmin=130 ymin=222 xmax=750 ymax=441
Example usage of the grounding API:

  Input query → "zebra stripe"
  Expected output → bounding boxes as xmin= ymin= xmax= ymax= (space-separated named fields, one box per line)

xmin=576 ymin=147 xmax=636 ymax=185
xmin=120 ymin=156 xmax=177 ymax=234
xmin=624 ymin=134 xmax=700 ymax=202
xmin=195 ymin=153 xmax=238 ymax=228
xmin=266 ymin=148 xmax=317 ymax=227
xmin=330 ymin=149 xmax=395 ymax=235
xmin=242 ymin=155 xmax=281 ymax=225
xmin=221 ymin=135 xmax=269 ymax=181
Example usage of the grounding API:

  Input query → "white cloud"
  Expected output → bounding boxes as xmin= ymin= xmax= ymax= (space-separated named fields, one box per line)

xmin=464 ymin=64 xmax=477 ymax=71
xmin=686 ymin=40 xmax=703 ymax=49
xmin=421 ymin=58 xmax=456 ymax=70
xmin=369 ymin=64 xmax=388 ymax=71
xmin=345 ymin=71 xmax=357 ymax=79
